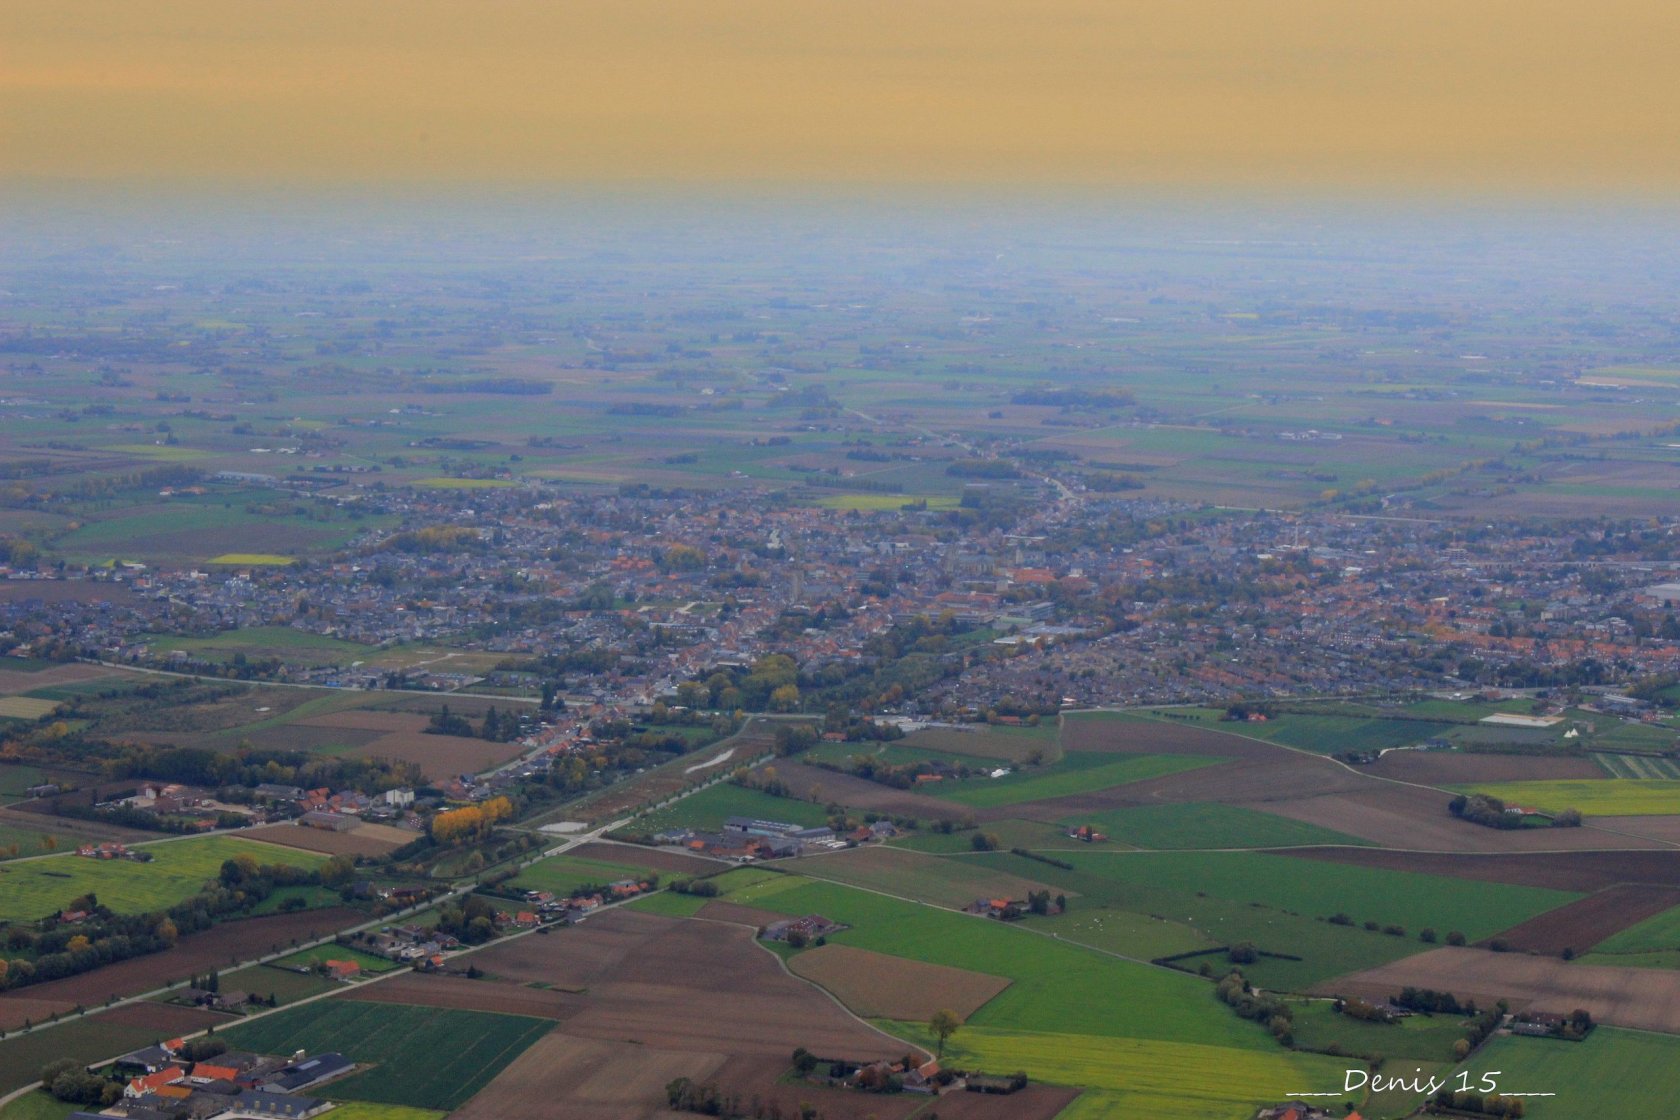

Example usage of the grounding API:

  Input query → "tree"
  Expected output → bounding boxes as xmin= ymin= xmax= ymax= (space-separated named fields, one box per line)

xmin=929 ymin=1008 xmax=962 ymax=1058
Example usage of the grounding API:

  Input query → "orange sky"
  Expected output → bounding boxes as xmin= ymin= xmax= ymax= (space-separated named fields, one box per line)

xmin=4 ymin=1 xmax=1677 ymax=190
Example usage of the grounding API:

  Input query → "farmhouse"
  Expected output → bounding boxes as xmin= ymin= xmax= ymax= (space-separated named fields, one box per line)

xmin=965 ymin=897 xmax=1024 ymax=921
xmin=762 ymin=914 xmax=840 ymax=942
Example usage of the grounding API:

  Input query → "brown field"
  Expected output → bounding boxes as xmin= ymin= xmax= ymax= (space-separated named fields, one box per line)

xmin=1483 ymin=885 xmax=1680 ymax=955
xmin=453 ymin=910 xmax=920 ymax=1120
xmin=1054 ymin=717 xmax=1669 ymax=851
xmin=295 ymin=710 xmax=431 ymax=733
xmin=796 ymin=845 xmax=1071 ymax=909
xmin=248 ymin=822 xmax=412 ymax=858
xmin=1248 ymin=783 xmax=1667 ymax=852
xmin=788 ymin=943 xmax=1010 ymax=1020
xmin=0 ymin=996 xmax=77 ymax=1033
xmin=1288 ymin=847 xmax=1680 ymax=891
xmin=0 ymin=582 xmax=141 ymax=607
xmin=921 ymin=1085 xmax=1083 ymax=1119
xmin=765 ymin=761 xmax=973 ymax=822
xmin=0 ymin=806 xmax=151 ymax=844
xmin=1317 ymin=946 xmax=1680 ymax=1033
xmin=1589 ymin=815 xmax=1680 ymax=844
xmin=694 ymin=900 xmax=786 ymax=928
xmin=97 ymin=1001 xmax=232 ymax=1034
xmin=0 ymin=663 xmax=124 ymax=695
xmin=1364 ymin=751 xmax=1603 ymax=784
xmin=0 ymin=907 xmax=362 ymax=1011
xmin=901 ymin=725 xmax=1057 ymax=763
xmin=346 ymin=730 xmax=527 ymax=779
xmin=243 ymin=725 xmax=385 ymax=752
xmin=567 ymin=841 xmax=722 ymax=876
xmin=344 ymin=972 xmax=574 ymax=1019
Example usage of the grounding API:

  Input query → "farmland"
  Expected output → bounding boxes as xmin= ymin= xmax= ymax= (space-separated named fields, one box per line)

xmin=788 ymin=944 xmax=1010 ymax=1019
xmin=619 ymin=780 xmax=832 ymax=836
xmin=795 ymin=844 xmax=1072 ymax=909
xmin=1464 ymin=1028 xmax=1680 ymax=1119
xmin=1456 ymin=779 xmax=1680 ymax=816
xmin=221 ymin=1001 xmax=554 ymax=1110
xmin=0 ymin=835 xmax=327 ymax=921
xmin=929 ymin=751 xmax=1220 ymax=808
xmin=506 ymin=851 xmax=656 ymax=896
xmin=1057 ymin=801 xmax=1369 ymax=849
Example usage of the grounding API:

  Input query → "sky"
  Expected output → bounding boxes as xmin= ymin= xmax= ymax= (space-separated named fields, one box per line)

xmin=4 ymin=1 xmax=1678 ymax=193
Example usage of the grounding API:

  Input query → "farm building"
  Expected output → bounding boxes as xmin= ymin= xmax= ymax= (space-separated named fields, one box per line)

xmin=298 ymin=810 xmax=357 ymax=831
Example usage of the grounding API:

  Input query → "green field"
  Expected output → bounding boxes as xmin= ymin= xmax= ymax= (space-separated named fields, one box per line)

xmin=506 ymin=851 xmax=653 ymax=896
xmin=315 ymin=1105 xmax=446 ymax=1120
xmin=1057 ymin=802 xmax=1370 ymax=850
xmin=1221 ymin=713 xmax=1458 ymax=755
xmin=624 ymin=781 xmax=832 ymax=835
xmin=929 ymin=752 xmax=1220 ymax=809
xmin=207 ymin=552 xmax=296 ymax=565
xmin=622 ymin=889 xmax=711 ymax=917
xmin=413 ymin=477 xmax=518 ymax=489
xmin=214 ymin=960 xmax=343 ymax=1005
xmin=794 ymin=845 xmax=1076 ymax=909
xmin=0 ymin=1092 xmax=79 ymax=1120
xmin=0 ymin=835 xmax=327 ymax=922
xmin=1593 ymin=753 xmax=1680 ymax=779
xmin=146 ymin=626 xmax=375 ymax=666
xmin=0 ymin=821 xmax=75 ymax=861
xmin=960 ymin=849 xmax=1578 ymax=990
xmin=221 ymin=1001 xmax=552 ymax=1110
xmin=892 ymin=1022 xmax=1363 ymax=1120
xmin=1285 ymin=998 xmax=1473 ymax=1062
xmin=1456 ymin=779 xmax=1680 ymax=816
xmin=1584 ymin=902 xmax=1680 ymax=958
xmin=1467 ymin=1028 xmax=1680 ymax=1119
xmin=891 ymin=818 xmax=1075 ymax=853
xmin=0 ymin=1013 xmax=164 ymax=1094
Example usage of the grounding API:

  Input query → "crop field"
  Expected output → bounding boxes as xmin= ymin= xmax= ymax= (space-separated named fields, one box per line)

xmin=507 ymin=851 xmax=654 ymax=896
xmin=345 ymin=973 xmax=574 ymax=1019
xmin=788 ymin=943 xmax=1010 ymax=1019
xmin=1586 ymin=899 xmax=1680 ymax=958
xmin=1319 ymin=947 xmax=1680 ymax=1034
xmin=1456 ymin=779 xmax=1680 ymax=816
xmin=0 ymin=697 xmax=59 ymax=720
xmin=893 ymin=1023 xmax=1362 ymax=1120
xmin=1224 ymin=713 xmax=1459 ymax=754
xmin=0 ymin=820 xmax=75 ymax=860
xmin=961 ymin=848 xmax=1578 ymax=989
xmin=622 ymin=780 xmax=831 ymax=835
xmin=1458 ymin=1028 xmax=1680 ymax=1119
xmin=562 ymin=840 xmax=721 ymax=876
xmin=448 ymin=910 xmax=922 ymax=1120
xmin=794 ymin=844 xmax=1071 ymax=909
xmin=0 ymin=834 xmax=327 ymax=921
xmin=311 ymin=1105 xmax=444 ymax=1120
xmin=1482 ymin=885 xmax=1680 ymax=955
xmin=930 ymin=751 xmax=1220 ymax=808
xmin=1285 ymin=998 xmax=1476 ymax=1062
xmin=145 ymin=626 xmax=375 ymax=667
xmin=222 ymin=1001 xmax=554 ymax=1110
xmin=250 ymin=821 xmax=413 ymax=858
xmin=892 ymin=817 xmax=1074 ymax=853
xmin=739 ymin=875 xmax=1284 ymax=1049
xmin=897 ymin=721 xmax=1062 ymax=763
xmin=1058 ymin=802 xmax=1369 ymax=849
xmin=1594 ymin=753 xmax=1680 ymax=779
xmin=207 ymin=552 xmax=296 ymax=565
xmin=216 ymin=961 xmax=341 ymax=1005
xmin=0 ymin=1012 xmax=172 ymax=1094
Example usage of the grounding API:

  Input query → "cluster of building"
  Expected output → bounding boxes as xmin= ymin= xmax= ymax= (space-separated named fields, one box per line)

xmin=652 ymin=815 xmax=848 ymax=860
xmin=94 ymin=1042 xmax=357 ymax=1120
xmin=8 ymin=467 xmax=1680 ymax=725
xmin=516 ymin=875 xmax=655 ymax=925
